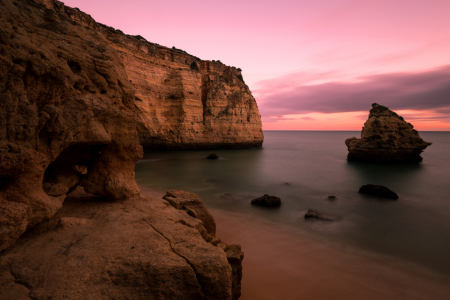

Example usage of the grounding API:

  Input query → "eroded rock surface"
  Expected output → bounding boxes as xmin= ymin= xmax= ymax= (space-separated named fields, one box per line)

xmin=345 ymin=103 xmax=431 ymax=162
xmin=34 ymin=0 xmax=264 ymax=150
xmin=163 ymin=190 xmax=217 ymax=236
xmin=1 ymin=2 xmax=243 ymax=298
xmin=0 ymin=189 xmax=235 ymax=300
xmin=0 ymin=0 xmax=142 ymax=251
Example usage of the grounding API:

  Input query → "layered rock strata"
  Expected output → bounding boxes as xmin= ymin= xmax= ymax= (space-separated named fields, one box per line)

xmin=0 ymin=1 xmax=243 ymax=298
xmin=39 ymin=0 xmax=264 ymax=150
xmin=345 ymin=103 xmax=432 ymax=162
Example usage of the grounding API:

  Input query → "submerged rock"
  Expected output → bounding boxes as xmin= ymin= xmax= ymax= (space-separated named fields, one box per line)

xmin=359 ymin=184 xmax=399 ymax=199
xmin=345 ymin=103 xmax=431 ymax=162
xmin=328 ymin=196 xmax=337 ymax=200
xmin=251 ymin=194 xmax=281 ymax=207
xmin=206 ymin=153 xmax=220 ymax=159
xmin=304 ymin=209 xmax=335 ymax=221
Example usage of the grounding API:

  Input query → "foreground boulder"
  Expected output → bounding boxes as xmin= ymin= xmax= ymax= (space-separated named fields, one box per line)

xmin=0 ymin=189 xmax=240 ymax=299
xmin=251 ymin=194 xmax=281 ymax=207
xmin=359 ymin=184 xmax=399 ymax=199
xmin=163 ymin=190 xmax=217 ymax=236
xmin=345 ymin=103 xmax=431 ymax=162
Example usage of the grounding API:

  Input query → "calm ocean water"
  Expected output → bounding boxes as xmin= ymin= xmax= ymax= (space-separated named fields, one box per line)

xmin=135 ymin=131 xmax=450 ymax=276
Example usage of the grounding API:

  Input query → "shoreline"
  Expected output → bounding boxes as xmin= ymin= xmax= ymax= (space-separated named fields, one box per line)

xmin=210 ymin=208 xmax=450 ymax=300
xmin=139 ymin=186 xmax=450 ymax=299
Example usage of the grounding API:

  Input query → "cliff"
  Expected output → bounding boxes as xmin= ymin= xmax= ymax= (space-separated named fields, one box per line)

xmin=44 ymin=0 xmax=264 ymax=150
xmin=0 ymin=0 xmax=242 ymax=298
xmin=345 ymin=103 xmax=432 ymax=162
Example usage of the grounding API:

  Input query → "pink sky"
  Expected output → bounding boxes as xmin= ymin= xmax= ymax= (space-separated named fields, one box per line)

xmin=63 ymin=0 xmax=450 ymax=130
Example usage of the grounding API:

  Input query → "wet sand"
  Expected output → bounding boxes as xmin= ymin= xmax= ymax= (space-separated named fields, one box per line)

xmin=211 ymin=209 xmax=450 ymax=300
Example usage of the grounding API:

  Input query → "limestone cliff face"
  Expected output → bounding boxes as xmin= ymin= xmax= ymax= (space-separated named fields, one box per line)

xmin=0 ymin=0 xmax=142 ymax=251
xmin=46 ymin=1 xmax=264 ymax=150
xmin=345 ymin=103 xmax=432 ymax=162
xmin=0 ymin=1 xmax=243 ymax=298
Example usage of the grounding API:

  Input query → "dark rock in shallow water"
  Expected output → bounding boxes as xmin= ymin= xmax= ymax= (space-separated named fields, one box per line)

xmin=304 ymin=209 xmax=334 ymax=221
xmin=359 ymin=184 xmax=399 ymax=199
xmin=206 ymin=153 xmax=220 ymax=159
xmin=345 ymin=103 xmax=431 ymax=162
xmin=328 ymin=196 xmax=337 ymax=200
xmin=251 ymin=194 xmax=281 ymax=207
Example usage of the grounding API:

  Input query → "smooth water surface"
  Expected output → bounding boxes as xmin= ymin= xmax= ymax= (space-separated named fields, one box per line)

xmin=135 ymin=131 xmax=450 ymax=276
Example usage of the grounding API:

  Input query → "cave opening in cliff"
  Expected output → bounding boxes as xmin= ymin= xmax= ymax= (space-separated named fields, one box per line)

xmin=42 ymin=143 xmax=107 ymax=197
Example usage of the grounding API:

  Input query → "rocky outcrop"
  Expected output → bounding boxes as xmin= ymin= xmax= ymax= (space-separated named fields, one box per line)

xmin=0 ymin=0 xmax=142 ymax=251
xmin=251 ymin=194 xmax=281 ymax=207
xmin=163 ymin=190 xmax=244 ymax=300
xmin=304 ymin=209 xmax=336 ymax=221
xmin=37 ymin=0 xmax=264 ymax=150
xmin=345 ymin=103 xmax=431 ymax=162
xmin=206 ymin=153 xmax=220 ymax=159
xmin=163 ymin=190 xmax=217 ymax=236
xmin=359 ymin=184 xmax=399 ymax=199
xmin=0 ymin=1 xmax=243 ymax=298
xmin=0 ymin=189 xmax=237 ymax=300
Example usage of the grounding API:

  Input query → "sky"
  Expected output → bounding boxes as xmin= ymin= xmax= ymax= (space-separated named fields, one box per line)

xmin=63 ymin=0 xmax=450 ymax=130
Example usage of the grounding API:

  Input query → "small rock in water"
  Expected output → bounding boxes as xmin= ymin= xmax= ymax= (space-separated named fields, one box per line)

xmin=328 ymin=196 xmax=336 ymax=200
xmin=359 ymin=184 xmax=398 ymax=199
xmin=304 ymin=209 xmax=333 ymax=221
xmin=251 ymin=194 xmax=281 ymax=207
xmin=206 ymin=153 xmax=219 ymax=159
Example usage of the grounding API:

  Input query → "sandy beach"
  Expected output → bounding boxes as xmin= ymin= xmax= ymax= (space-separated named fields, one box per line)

xmin=211 ymin=209 xmax=450 ymax=300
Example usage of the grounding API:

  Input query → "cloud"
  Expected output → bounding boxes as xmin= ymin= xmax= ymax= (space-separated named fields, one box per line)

xmin=261 ymin=116 xmax=297 ymax=123
xmin=301 ymin=117 xmax=315 ymax=120
xmin=256 ymin=65 xmax=450 ymax=117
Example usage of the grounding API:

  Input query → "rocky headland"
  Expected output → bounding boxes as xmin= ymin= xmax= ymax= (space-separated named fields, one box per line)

xmin=45 ymin=0 xmax=264 ymax=150
xmin=345 ymin=103 xmax=432 ymax=162
xmin=0 ymin=0 xmax=243 ymax=298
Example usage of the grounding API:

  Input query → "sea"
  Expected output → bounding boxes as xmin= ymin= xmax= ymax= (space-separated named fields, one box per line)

xmin=135 ymin=131 xmax=450 ymax=298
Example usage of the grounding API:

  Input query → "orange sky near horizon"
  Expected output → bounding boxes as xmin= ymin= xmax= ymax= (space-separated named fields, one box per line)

xmin=261 ymin=110 xmax=450 ymax=131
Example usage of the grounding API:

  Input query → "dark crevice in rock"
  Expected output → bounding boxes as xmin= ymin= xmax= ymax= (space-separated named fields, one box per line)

xmin=201 ymin=75 xmax=211 ymax=125
xmin=42 ymin=144 xmax=106 ymax=197
xmin=0 ymin=175 xmax=13 ymax=190
xmin=10 ymin=269 xmax=33 ymax=299
xmin=67 ymin=60 xmax=81 ymax=74
xmin=144 ymin=220 xmax=206 ymax=300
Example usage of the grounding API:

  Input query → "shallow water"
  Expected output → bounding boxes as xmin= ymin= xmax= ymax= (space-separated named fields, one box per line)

xmin=135 ymin=131 xmax=450 ymax=277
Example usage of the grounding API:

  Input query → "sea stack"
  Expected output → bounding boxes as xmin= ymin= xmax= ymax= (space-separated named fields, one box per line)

xmin=345 ymin=103 xmax=432 ymax=162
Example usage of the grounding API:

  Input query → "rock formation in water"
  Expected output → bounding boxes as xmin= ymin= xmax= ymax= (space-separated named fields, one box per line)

xmin=0 ymin=0 xmax=243 ymax=298
xmin=251 ymin=194 xmax=282 ymax=207
xmin=304 ymin=209 xmax=336 ymax=221
xmin=359 ymin=184 xmax=399 ymax=200
xmin=345 ymin=103 xmax=432 ymax=162
xmin=44 ymin=0 xmax=264 ymax=150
